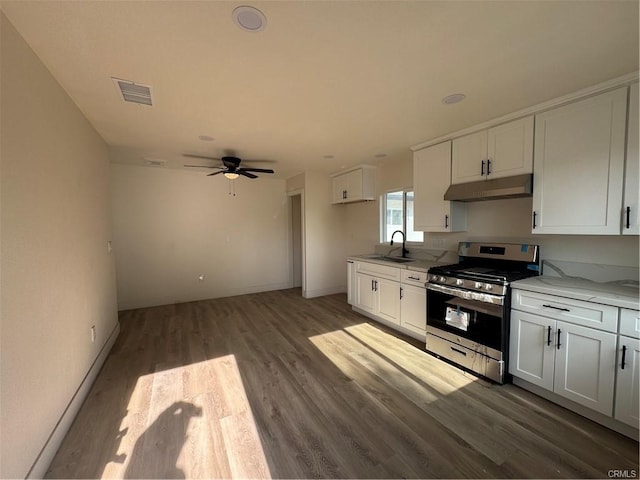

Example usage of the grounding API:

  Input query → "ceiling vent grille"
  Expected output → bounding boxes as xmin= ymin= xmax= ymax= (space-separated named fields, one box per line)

xmin=112 ymin=77 xmax=153 ymax=106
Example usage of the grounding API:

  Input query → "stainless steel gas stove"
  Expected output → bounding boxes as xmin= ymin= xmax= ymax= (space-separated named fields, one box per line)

xmin=426 ymin=242 xmax=539 ymax=383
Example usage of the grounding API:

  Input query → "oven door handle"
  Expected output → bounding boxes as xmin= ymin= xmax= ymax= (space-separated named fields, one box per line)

xmin=426 ymin=283 xmax=505 ymax=306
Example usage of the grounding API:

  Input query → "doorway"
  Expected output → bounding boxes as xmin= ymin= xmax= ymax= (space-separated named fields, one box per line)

xmin=288 ymin=191 xmax=304 ymax=290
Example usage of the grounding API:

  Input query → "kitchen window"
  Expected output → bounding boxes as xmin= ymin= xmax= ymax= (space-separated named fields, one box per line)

xmin=381 ymin=190 xmax=423 ymax=243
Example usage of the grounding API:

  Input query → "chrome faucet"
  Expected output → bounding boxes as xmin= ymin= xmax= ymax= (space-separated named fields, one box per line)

xmin=390 ymin=230 xmax=409 ymax=258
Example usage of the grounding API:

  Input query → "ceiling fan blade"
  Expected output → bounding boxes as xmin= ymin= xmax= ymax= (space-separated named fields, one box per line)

xmin=207 ymin=171 xmax=225 ymax=176
xmin=184 ymin=164 xmax=223 ymax=169
xmin=237 ymin=170 xmax=258 ymax=179
xmin=240 ymin=167 xmax=274 ymax=174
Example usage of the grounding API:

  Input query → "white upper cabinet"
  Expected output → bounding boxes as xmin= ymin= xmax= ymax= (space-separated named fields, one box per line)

xmin=413 ymin=141 xmax=467 ymax=232
xmin=451 ymin=130 xmax=487 ymax=184
xmin=532 ymin=87 xmax=628 ymax=234
xmin=331 ymin=165 xmax=375 ymax=204
xmin=623 ymin=82 xmax=639 ymax=235
xmin=451 ymin=116 xmax=533 ymax=184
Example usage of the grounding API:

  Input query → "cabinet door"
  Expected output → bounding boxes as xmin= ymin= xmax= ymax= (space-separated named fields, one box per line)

xmin=532 ymin=87 xmax=627 ymax=234
xmin=347 ymin=261 xmax=355 ymax=306
xmin=344 ymin=169 xmax=363 ymax=202
xmin=332 ymin=174 xmax=347 ymax=203
xmin=487 ymin=116 xmax=534 ymax=179
xmin=623 ymin=82 xmax=639 ymax=235
xmin=400 ymin=284 xmax=426 ymax=335
xmin=509 ymin=310 xmax=555 ymax=391
xmin=451 ymin=130 xmax=487 ymax=184
xmin=377 ymin=278 xmax=401 ymax=325
xmin=355 ymin=273 xmax=376 ymax=313
xmin=614 ymin=336 xmax=640 ymax=428
xmin=414 ymin=141 xmax=467 ymax=232
xmin=554 ymin=321 xmax=616 ymax=416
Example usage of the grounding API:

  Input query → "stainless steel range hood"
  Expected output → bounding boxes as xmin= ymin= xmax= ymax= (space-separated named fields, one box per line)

xmin=444 ymin=174 xmax=533 ymax=202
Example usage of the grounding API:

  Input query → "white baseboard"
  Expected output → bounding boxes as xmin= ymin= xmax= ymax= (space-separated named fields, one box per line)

xmin=27 ymin=321 xmax=121 ymax=479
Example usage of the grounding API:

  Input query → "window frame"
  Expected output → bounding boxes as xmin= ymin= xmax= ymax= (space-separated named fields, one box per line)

xmin=380 ymin=188 xmax=424 ymax=245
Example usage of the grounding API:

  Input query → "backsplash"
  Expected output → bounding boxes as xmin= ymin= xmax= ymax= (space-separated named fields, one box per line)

xmin=543 ymin=259 xmax=640 ymax=283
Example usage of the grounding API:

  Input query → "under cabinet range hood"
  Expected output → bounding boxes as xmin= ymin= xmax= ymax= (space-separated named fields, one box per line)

xmin=444 ymin=174 xmax=533 ymax=202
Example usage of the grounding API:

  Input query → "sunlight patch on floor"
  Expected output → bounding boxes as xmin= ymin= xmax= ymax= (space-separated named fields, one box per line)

xmin=308 ymin=321 xmax=477 ymax=402
xmin=101 ymin=355 xmax=271 ymax=479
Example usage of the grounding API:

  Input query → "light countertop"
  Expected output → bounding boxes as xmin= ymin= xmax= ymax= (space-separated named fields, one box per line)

xmin=511 ymin=275 xmax=640 ymax=310
xmin=347 ymin=254 xmax=446 ymax=273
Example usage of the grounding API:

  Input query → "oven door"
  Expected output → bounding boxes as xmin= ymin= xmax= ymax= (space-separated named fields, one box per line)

xmin=426 ymin=283 xmax=505 ymax=351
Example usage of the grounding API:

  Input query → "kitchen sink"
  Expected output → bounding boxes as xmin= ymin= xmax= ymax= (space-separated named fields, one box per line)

xmin=368 ymin=255 xmax=414 ymax=264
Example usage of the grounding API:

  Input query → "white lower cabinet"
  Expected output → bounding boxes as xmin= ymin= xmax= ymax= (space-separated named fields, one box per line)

xmin=355 ymin=273 xmax=400 ymax=325
xmin=553 ymin=321 xmax=616 ymax=415
xmin=615 ymin=308 xmax=640 ymax=428
xmin=511 ymin=288 xmax=640 ymax=436
xmin=347 ymin=260 xmax=356 ymax=305
xmin=350 ymin=259 xmax=426 ymax=339
xmin=509 ymin=311 xmax=616 ymax=415
xmin=355 ymin=272 xmax=377 ymax=313
xmin=399 ymin=269 xmax=427 ymax=336
xmin=377 ymin=278 xmax=401 ymax=324
xmin=615 ymin=336 xmax=640 ymax=428
xmin=509 ymin=310 xmax=555 ymax=390
xmin=400 ymin=284 xmax=426 ymax=335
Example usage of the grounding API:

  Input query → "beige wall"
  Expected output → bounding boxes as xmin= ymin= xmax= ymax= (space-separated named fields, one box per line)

xmin=344 ymin=153 xmax=639 ymax=268
xmin=111 ymin=164 xmax=291 ymax=310
xmin=0 ymin=13 xmax=119 ymax=478
xmin=284 ymin=171 xmax=349 ymax=297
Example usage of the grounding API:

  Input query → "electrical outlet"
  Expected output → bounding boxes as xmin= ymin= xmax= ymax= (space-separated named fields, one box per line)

xmin=91 ymin=325 xmax=96 ymax=343
xmin=107 ymin=241 xmax=113 ymax=253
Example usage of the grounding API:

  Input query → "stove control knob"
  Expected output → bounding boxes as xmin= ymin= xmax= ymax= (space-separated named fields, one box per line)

xmin=474 ymin=282 xmax=482 ymax=289
xmin=430 ymin=275 xmax=439 ymax=282
xmin=456 ymin=279 xmax=464 ymax=286
xmin=485 ymin=284 xmax=493 ymax=291
xmin=439 ymin=276 xmax=447 ymax=283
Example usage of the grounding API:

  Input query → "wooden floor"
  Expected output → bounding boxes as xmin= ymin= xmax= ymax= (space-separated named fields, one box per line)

xmin=46 ymin=288 xmax=638 ymax=479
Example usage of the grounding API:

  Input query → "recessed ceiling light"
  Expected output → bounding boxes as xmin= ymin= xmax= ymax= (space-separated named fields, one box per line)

xmin=198 ymin=135 xmax=215 ymax=141
xmin=232 ymin=6 xmax=267 ymax=32
xmin=442 ymin=93 xmax=466 ymax=105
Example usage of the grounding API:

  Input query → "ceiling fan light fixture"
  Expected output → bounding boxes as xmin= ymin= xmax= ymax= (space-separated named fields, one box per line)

xmin=232 ymin=6 xmax=267 ymax=32
xmin=224 ymin=172 xmax=240 ymax=180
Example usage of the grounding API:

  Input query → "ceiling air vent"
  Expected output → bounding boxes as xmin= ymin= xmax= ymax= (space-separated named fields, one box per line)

xmin=112 ymin=77 xmax=153 ymax=106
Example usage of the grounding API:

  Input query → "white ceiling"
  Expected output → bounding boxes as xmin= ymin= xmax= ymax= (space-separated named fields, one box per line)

xmin=2 ymin=1 xmax=638 ymax=179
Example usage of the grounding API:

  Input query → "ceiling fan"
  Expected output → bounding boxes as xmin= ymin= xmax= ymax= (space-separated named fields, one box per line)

xmin=183 ymin=154 xmax=274 ymax=179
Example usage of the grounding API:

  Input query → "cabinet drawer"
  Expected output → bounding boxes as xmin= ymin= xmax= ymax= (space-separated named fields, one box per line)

xmin=401 ymin=269 xmax=427 ymax=286
xmin=356 ymin=261 xmax=400 ymax=280
xmin=512 ymin=289 xmax=618 ymax=333
xmin=620 ymin=308 xmax=640 ymax=339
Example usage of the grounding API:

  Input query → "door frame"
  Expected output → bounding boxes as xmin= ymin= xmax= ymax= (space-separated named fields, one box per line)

xmin=287 ymin=189 xmax=306 ymax=295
